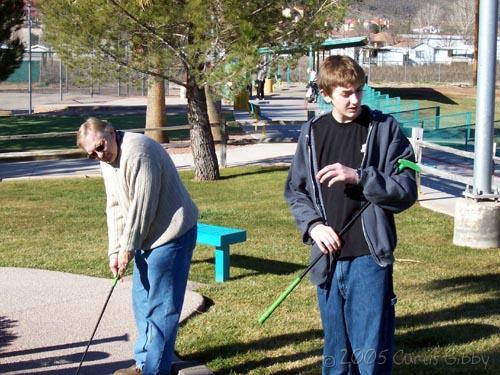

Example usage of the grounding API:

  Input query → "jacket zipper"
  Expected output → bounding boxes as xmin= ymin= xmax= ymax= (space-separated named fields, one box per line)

xmin=306 ymin=127 xmax=328 ymax=223
xmin=359 ymin=122 xmax=383 ymax=264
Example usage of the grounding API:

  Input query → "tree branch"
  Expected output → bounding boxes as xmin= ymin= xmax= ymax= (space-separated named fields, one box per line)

xmin=95 ymin=44 xmax=186 ymax=87
xmin=107 ymin=0 xmax=190 ymax=70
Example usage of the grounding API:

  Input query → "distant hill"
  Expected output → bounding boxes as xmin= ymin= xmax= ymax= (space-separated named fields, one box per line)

xmin=346 ymin=0 xmax=472 ymax=36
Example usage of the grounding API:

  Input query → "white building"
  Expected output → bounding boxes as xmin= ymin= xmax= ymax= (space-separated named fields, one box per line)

xmin=409 ymin=43 xmax=474 ymax=64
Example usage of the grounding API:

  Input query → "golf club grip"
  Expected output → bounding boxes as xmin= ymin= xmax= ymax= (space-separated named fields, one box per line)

xmin=299 ymin=200 xmax=370 ymax=279
xmin=258 ymin=276 xmax=301 ymax=325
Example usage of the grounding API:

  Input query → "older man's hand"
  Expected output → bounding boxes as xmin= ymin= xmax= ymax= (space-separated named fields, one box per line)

xmin=117 ymin=250 xmax=134 ymax=276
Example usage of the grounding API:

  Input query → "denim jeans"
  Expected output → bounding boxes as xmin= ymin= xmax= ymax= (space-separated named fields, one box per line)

xmin=317 ymin=255 xmax=396 ymax=375
xmin=132 ymin=225 xmax=197 ymax=375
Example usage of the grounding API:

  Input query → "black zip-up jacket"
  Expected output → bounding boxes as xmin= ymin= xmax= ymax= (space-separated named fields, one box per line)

xmin=285 ymin=108 xmax=418 ymax=285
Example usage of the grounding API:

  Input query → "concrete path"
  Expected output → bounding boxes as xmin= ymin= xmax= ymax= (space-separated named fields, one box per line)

xmin=0 ymin=268 xmax=209 ymax=375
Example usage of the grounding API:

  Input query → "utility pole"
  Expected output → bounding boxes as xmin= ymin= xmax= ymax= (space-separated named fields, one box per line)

xmin=27 ymin=1 xmax=32 ymax=115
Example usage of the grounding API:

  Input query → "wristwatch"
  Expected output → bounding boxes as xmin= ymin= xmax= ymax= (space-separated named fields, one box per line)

xmin=356 ymin=168 xmax=362 ymax=183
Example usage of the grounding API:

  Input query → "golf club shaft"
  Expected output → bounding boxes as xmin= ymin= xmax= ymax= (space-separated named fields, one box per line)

xmin=259 ymin=200 xmax=370 ymax=325
xmin=75 ymin=276 xmax=119 ymax=375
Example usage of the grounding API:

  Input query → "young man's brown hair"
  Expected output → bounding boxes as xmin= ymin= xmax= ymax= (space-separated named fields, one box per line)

xmin=317 ymin=55 xmax=366 ymax=97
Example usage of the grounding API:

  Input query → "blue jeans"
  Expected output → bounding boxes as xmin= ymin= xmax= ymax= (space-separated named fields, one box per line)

xmin=132 ymin=225 xmax=197 ymax=375
xmin=317 ymin=255 xmax=396 ymax=375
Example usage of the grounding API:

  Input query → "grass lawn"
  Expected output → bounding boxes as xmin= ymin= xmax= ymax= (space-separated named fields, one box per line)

xmin=0 ymin=111 xmax=238 ymax=152
xmin=0 ymin=165 xmax=498 ymax=374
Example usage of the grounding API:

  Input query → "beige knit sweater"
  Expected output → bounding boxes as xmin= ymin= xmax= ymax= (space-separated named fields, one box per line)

xmin=101 ymin=132 xmax=198 ymax=256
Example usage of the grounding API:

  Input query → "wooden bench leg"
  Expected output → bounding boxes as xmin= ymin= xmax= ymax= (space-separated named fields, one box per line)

xmin=214 ymin=245 xmax=230 ymax=282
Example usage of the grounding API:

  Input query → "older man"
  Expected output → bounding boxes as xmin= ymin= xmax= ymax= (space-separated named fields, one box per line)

xmin=77 ymin=117 xmax=198 ymax=375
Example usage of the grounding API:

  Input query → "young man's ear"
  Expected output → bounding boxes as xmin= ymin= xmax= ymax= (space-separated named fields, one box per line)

xmin=320 ymin=89 xmax=332 ymax=103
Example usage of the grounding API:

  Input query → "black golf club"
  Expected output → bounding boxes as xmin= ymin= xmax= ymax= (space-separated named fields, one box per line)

xmin=75 ymin=276 xmax=119 ymax=375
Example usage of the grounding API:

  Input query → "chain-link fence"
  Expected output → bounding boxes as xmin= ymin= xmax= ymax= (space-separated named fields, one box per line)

xmin=0 ymin=52 xmax=185 ymax=97
xmin=2 ymin=51 xmax=500 ymax=98
xmin=270 ymin=56 xmax=498 ymax=87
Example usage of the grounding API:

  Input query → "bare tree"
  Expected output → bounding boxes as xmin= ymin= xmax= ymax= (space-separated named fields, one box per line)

xmin=413 ymin=3 xmax=445 ymax=34
xmin=447 ymin=0 xmax=475 ymax=43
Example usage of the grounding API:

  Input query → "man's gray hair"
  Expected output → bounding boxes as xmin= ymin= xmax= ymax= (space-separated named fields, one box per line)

xmin=76 ymin=117 xmax=113 ymax=148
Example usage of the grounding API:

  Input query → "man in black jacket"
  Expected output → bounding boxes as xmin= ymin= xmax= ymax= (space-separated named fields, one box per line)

xmin=285 ymin=55 xmax=417 ymax=374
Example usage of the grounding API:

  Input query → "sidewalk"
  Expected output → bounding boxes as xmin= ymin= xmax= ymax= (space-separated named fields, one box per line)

xmin=0 ymin=268 xmax=210 ymax=375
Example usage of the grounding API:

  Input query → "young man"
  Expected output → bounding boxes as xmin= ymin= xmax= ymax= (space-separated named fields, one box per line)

xmin=285 ymin=56 xmax=418 ymax=374
xmin=77 ymin=117 xmax=198 ymax=375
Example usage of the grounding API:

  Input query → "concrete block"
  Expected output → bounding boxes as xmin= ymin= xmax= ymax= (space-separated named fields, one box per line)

xmin=453 ymin=198 xmax=500 ymax=248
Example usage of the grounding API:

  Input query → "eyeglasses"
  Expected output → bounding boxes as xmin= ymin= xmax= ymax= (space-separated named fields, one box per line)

xmin=87 ymin=139 xmax=106 ymax=160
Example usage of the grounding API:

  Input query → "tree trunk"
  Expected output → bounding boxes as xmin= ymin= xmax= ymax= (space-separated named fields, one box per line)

xmin=187 ymin=77 xmax=219 ymax=180
xmin=146 ymin=75 xmax=168 ymax=143
xmin=205 ymin=85 xmax=222 ymax=142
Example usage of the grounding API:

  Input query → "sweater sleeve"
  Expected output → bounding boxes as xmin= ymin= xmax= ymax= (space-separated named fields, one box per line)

xmin=102 ymin=166 xmax=125 ymax=257
xmin=119 ymin=155 xmax=162 ymax=252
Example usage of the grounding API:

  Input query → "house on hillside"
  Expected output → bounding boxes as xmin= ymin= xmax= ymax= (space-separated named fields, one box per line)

xmin=409 ymin=43 xmax=474 ymax=64
xmin=367 ymin=47 xmax=408 ymax=66
xmin=361 ymin=32 xmax=407 ymax=66
xmin=409 ymin=43 xmax=436 ymax=64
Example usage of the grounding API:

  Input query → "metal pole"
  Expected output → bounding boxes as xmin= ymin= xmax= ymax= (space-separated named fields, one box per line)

xmin=59 ymin=59 xmax=63 ymax=101
xmin=27 ymin=2 xmax=32 ymax=115
xmin=472 ymin=0 xmax=497 ymax=196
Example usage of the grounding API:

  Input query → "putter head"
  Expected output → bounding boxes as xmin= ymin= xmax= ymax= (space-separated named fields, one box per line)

xmin=397 ymin=159 xmax=421 ymax=173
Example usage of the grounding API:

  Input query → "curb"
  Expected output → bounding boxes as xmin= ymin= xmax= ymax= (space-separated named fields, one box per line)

xmin=173 ymin=355 xmax=214 ymax=375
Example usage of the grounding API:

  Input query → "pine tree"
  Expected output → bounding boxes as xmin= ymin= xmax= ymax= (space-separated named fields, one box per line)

xmin=40 ymin=0 xmax=347 ymax=180
xmin=0 ymin=0 xmax=25 ymax=82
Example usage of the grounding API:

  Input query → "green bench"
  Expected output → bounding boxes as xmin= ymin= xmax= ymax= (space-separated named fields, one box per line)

xmin=197 ymin=223 xmax=247 ymax=282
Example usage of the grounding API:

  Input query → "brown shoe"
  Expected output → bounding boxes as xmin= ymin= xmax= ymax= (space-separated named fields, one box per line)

xmin=114 ymin=364 xmax=142 ymax=375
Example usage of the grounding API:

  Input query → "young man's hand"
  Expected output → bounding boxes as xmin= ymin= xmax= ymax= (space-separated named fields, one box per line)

xmin=316 ymin=163 xmax=359 ymax=187
xmin=310 ymin=224 xmax=342 ymax=254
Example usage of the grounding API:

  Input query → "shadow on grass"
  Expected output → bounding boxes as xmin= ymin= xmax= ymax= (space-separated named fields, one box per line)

xmin=426 ymin=273 xmax=500 ymax=295
xmin=191 ymin=254 xmax=303 ymax=279
xmin=398 ymin=298 xmax=499 ymax=330
xmin=399 ymin=273 xmax=500 ymax=330
xmin=183 ymin=329 xmax=323 ymax=374
xmin=397 ymin=323 xmax=500 ymax=349
xmin=374 ymin=87 xmax=458 ymax=105
xmin=219 ymin=165 xmax=289 ymax=180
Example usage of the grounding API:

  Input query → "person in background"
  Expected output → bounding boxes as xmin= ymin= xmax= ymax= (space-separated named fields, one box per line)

xmin=77 ymin=117 xmax=198 ymax=375
xmin=256 ymin=64 xmax=267 ymax=100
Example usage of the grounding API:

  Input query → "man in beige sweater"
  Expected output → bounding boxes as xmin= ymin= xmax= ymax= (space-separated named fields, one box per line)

xmin=77 ymin=117 xmax=198 ymax=375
